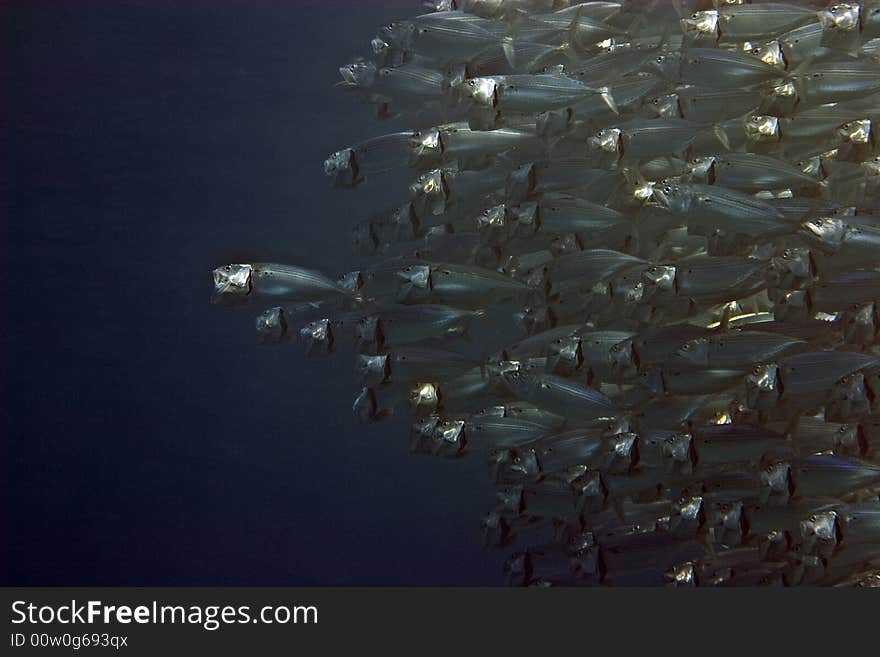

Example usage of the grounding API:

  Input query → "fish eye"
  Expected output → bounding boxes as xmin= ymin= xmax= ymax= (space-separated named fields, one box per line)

xmin=656 ymin=56 xmax=664 ymax=63
xmin=753 ymin=366 xmax=762 ymax=375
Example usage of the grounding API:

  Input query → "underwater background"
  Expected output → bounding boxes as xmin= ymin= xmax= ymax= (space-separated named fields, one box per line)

xmin=2 ymin=0 xmax=501 ymax=585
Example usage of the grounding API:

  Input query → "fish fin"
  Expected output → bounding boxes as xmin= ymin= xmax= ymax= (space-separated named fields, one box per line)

xmin=599 ymin=86 xmax=619 ymax=115
xmin=713 ymin=124 xmax=731 ymax=151
xmin=502 ymin=37 xmax=516 ymax=69
xmin=567 ymin=4 xmax=586 ymax=50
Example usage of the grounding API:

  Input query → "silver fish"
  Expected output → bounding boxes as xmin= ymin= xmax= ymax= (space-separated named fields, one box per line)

xmin=683 ymin=4 xmax=819 ymax=44
xmin=648 ymin=47 xmax=785 ymax=89
xmin=211 ymin=263 xmax=354 ymax=305
xmin=672 ymin=330 xmax=807 ymax=370
xmin=686 ymin=153 xmax=820 ymax=192
xmin=501 ymin=369 xmax=617 ymax=421
xmin=463 ymin=72 xmax=617 ymax=114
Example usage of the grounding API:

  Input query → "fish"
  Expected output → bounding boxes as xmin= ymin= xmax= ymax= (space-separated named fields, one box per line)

xmin=647 ymin=47 xmax=787 ymax=89
xmin=211 ymin=263 xmax=355 ymax=305
xmin=745 ymin=350 xmax=880 ymax=410
xmin=682 ymin=4 xmax=820 ymax=44
xmin=215 ymin=0 xmax=880 ymax=587
xmin=671 ymin=329 xmax=807 ymax=370
xmin=462 ymin=72 xmax=618 ymax=115
xmin=501 ymin=368 xmax=617 ymax=422
xmin=685 ymin=153 xmax=821 ymax=193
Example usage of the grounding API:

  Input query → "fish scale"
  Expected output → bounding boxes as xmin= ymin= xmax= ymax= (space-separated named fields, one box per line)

xmin=213 ymin=0 xmax=880 ymax=586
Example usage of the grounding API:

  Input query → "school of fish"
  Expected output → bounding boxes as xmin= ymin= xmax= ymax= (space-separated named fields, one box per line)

xmin=213 ymin=0 xmax=880 ymax=586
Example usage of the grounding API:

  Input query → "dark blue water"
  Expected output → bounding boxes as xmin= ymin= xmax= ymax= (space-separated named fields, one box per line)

xmin=2 ymin=0 xmax=501 ymax=585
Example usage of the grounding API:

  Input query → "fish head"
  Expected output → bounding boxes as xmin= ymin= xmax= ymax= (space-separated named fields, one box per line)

xmin=836 ymin=422 xmax=864 ymax=455
xmin=506 ymin=447 xmax=540 ymax=480
xmin=745 ymin=40 xmax=786 ymax=70
xmin=463 ymin=77 xmax=499 ymax=109
xmin=672 ymin=494 xmax=704 ymax=524
xmin=409 ymin=415 xmax=440 ymax=453
xmin=351 ymin=222 xmax=378 ymax=256
xmin=324 ymin=148 xmax=359 ymax=188
xmin=535 ymin=107 xmax=573 ymax=138
xmin=773 ymin=289 xmax=809 ymax=322
xmin=506 ymin=162 xmax=537 ymax=203
xmin=396 ymin=264 xmax=433 ymax=303
xmin=610 ymin=270 xmax=645 ymax=306
xmin=666 ymin=558 xmax=699 ymax=588
xmin=499 ymin=365 xmax=531 ymax=394
xmin=608 ymin=338 xmax=638 ymax=379
xmin=643 ymin=264 xmax=677 ymax=293
xmin=356 ymin=353 xmax=390 ymax=385
xmin=745 ymin=363 xmax=781 ymax=410
xmin=636 ymin=366 xmax=666 ymax=397
xmin=707 ymin=500 xmax=743 ymax=533
xmin=502 ymin=551 xmax=532 ymax=587
xmin=644 ymin=50 xmax=681 ymax=81
xmin=409 ymin=128 xmax=443 ymax=168
xmin=671 ymin=337 xmax=710 ymax=369
xmin=299 ymin=318 xmax=334 ymax=356
xmin=589 ymin=127 xmax=623 ymax=163
xmin=369 ymin=37 xmax=393 ymax=68
xmin=827 ymin=372 xmax=870 ymax=421
xmin=571 ymin=469 xmax=606 ymax=513
xmin=409 ymin=382 xmax=440 ymax=416
xmin=819 ymin=3 xmax=861 ymax=33
xmin=645 ymin=93 xmax=682 ymax=119
xmin=514 ymin=304 xmax=555 ymax=336
xmin=391 ymin=204 xmax=420 ymax=242
xmin=760 ymin=461 xmax=793 ymax=499
xmin=686 ymin=156 xmax=716 ymax=185
xmin=762 ymin=80 xmax=798 ymax=116
xmin=409 ymin=169 xmax=448 ymax=216
xmin=338 ymin=59 xmax=377 ymax=88
xmin=547 ymin=335 xmax=583 ymax=376
xmin=477 ymin=204 xmax=511 ymax=244
xmin=653 ymin=181 xmax=691 ymax=214
xmin=442 ymin=63 xmax=469 ymax=93
xmin=681 ymin=9 xmax=719 ymax=45
xmin=255 ymin=307 xmax=287 ymax=344
xmin=354 ymin=315 xmax=382 ymax=352
xmin=378 ymin=20 xmax=415 ymax=49
xmin=800 ymin=216 xmax=847 ymax=251
xmin=481 ymin=511 xmax=511 ymax=548
xmin=337 ymin=270 xmax=363 ymax=295
xmin=744 ymin=114 xmax=780 ymax=144
xmin=496 ymin=484 xmax=525 ymax=515
xmin=434 ymin=420 xmax=467 ymax=457
xmin=607 ymin=432 xmax=639 ymax=472
xmin=769 ymin=246 xmax=814 ymax=288
xmin=842 ymin=303 xmax=878 ymax=345
xmin=211 ymin=264 xmax=253 ymax=304
xmin=512 ymin=202 xmax=539 ymax=238
xmin=839 ymin=119 xmax=872 ymax=145
xmin=800 ymin=511 xmax=840 ymax=555
xmin=568 ymin=531 xmax=601 ymax=581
